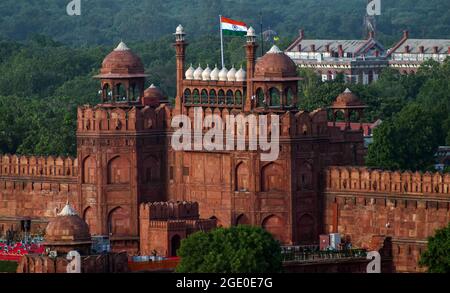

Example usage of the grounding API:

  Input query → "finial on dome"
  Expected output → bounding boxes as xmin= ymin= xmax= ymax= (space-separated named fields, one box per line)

xmin=58 ymin=202 xmax=78 ymax=217
xmin=246 ymin=27 xmax=257 ymax=43
xmin=344 ymin=88 xmax=352 ymax=93
xmin=267 ymin=45 xmax=283 ymax=54
xmin=114 ymin=41 xmax=130 ymax=51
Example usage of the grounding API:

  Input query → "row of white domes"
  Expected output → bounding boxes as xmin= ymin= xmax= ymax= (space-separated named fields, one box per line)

xmin=185 ymin=64 xmax=246 ymax=82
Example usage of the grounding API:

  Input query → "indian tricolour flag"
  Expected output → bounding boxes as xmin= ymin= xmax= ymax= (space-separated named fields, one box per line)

xmin=221 ymin=16 xmax=247 ymax=36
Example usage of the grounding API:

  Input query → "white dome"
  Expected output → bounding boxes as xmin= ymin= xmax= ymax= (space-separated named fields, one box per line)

xmin=235 ymin=66 xmax=246 ymax=82
xmin=175 ymin=24 xmax=185 ymax=35
xmin=202 ymin=65 xmax=211 ymax=81
xmin=185 ymin=64 xmax=195 ymax=80
xmin=227 ymin=66 xmax=237 ymax=81
xmin=210 ymin=65 xmax=220 ymax=81
xmin=193 ymin=64 xmax=203 ymax=80
xmin=219 ymin=67 xmax=228 ymax=81
xmin=247 ymin=27 xmax=256 ymax=38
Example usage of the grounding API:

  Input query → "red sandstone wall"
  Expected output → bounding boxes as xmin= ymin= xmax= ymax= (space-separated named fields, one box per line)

xmin=0 ymin=155 xmax=79 ymax=234
xmin=324 ymin=166 xmax=450 ymax=272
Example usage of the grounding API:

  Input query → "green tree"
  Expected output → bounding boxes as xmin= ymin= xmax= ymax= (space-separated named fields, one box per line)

xmin=176 ymin=225 xmax=282 ymax=273
xmin=419 ymin=223 xmax=450 ymax=273
xmin=366 ymin=103 xmax=442 ymax=171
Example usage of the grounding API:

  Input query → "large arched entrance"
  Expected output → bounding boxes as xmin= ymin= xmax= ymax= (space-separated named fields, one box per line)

xmin=107 ymin=207 xmax=130 ymax=236
xmin=171 ymin=235 xmax=181 ymax=257
xmin=297 ymin=214 xmax=315 ymax=244
xmin=262 ymin=215 xmax=285 ymax=243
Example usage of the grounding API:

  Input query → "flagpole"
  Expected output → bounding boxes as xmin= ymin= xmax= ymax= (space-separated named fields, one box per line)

xmin=219 ymin=15 xmax=225 ymax=68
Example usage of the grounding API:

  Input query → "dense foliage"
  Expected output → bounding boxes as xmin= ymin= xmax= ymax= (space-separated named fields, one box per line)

xmin=299 ymin=59 xmax=450 ymax=172
xmin=365 ymin=60 xmax=450 ymax=171
xmin=1 ymin=0 xmax=449 ymax=46
xmin=176 ymin=225 xmax=282 ymax=273
xmin=419 ymin=223 xmax=450 ymax=273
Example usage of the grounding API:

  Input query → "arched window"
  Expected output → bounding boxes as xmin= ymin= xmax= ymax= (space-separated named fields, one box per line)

xmin=218 ymin=90 xmax=225 ymax=105
xmin=108 ymin=156 xmax=130 ymax=184
xmin=261 ymin=163 xmax=284 ymax=192
xmin=103 ymin=84 xmax=111 ymax=101
xmin=298 ymin=214 xmax=315 ymax=243
xmin=209 ymin=90 xmax=217 ymax=104
xmin=184 ymin=89 xmax=192 ymax=104
xmin=83 ymin=207 xmax=96 ymax=235
xmin=235 ymin=90 xmax=243 ymax=106
xmin=285 ymin=88 xmax=294 ymax=106
xmin=192 ymin=89 xmax=200 ymax=104
xmin=171 ymin=235 xmax=181 ymax=257
xmin=262 ymin=215 xmax=285 ymax=243
xmin=130 ymin=83 xmax=137 ymax=101
xmin=236 ymin=214 xmax=250 ymax=226
xmin=256 ymin=88 xmax=265 ymax=107
xmin=235 ymin=162 xmax=249 ymax=192
xmin=143 ymin=156 xmax=160 ymax=183
xmin=108 ymin=207 xmax=130 ymax=236
xmin=226 ymin=90 xmax=234 ymax=105
xmin=82 ymin=156 xmax=96 ymax=184
xmin=269 ymin=88 xmax=280 ymax=107
xmin=201 ymin=89 xmax=208 ymax=104
xmin=116 ymin=83 xmax=127 ymax=102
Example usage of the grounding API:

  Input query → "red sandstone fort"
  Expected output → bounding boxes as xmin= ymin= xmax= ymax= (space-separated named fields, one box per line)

xmin=0 ymin=25 xmax=449 ymax=273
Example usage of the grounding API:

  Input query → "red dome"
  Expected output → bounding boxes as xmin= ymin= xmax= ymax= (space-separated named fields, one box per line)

xmin=45 ymin=204 xmax=91 ymax=244
xmin=332 ymin=89 xmax=366 ymax=108
xmin=142 ymin=84 xmax=163 ymax=106
xmin=255 ymin=45 xmax=298 ymax=78
xmin=98 ymin=42 xmax=146 ymax=78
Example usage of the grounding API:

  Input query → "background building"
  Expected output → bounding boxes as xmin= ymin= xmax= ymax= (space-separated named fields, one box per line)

xmin=285 ymin=30 xmax=387 ymax=84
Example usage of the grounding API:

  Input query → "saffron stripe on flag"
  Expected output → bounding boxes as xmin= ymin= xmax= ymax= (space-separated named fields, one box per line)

xmin=220 ymin=16 xmax=247 ymax=27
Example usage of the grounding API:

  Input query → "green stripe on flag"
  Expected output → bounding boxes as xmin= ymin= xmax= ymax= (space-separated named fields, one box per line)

xmin=222 ymin=30 xmax=247 ymax=36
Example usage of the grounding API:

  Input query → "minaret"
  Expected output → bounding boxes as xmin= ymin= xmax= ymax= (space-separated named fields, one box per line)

xmin=244 ymin=27 xmax=258 ymax=112
xmin=174 ymin=25 xmax=188 ymax=115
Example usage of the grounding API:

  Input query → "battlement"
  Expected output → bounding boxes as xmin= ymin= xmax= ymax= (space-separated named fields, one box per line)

xmin=77 ymin=104 xmax=172 ymax=133
xmin=325 ymin=166 xmax=450 ymax=196
xmin=147 ymin=220 xmax=187 ymax=231
xmin=139 ymin=201 xmax=200 ymax=220
xmin=0 ymin=154 xmax=78 ymax=178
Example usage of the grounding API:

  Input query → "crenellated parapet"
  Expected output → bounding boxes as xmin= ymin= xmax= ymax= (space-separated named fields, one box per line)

xmin=0 ymin=154 xmax=78 ymax=178
xmin=77 ymin=104 xmax=173 ymax=133
xmin=325 ymin=166 xmax=450 ymax=196
xmin=139 ymin=201 xmax=200 ymax=220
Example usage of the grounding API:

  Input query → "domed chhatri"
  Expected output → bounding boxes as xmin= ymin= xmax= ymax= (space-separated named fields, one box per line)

xmin=185 ymin=64 xmax=195 ymax=80
xmin=193 ymin=64 xmax=204 ymax=80
xmin=235 ymin=66 xmax=246 ymax=82
xmin=227 ymin=66 xmax=237 ymax=82
xmin=254 ymin=45 xmax=298 ymax=78
xmin=98 ymin=42 xmax=146 ymax=78
xmin=332 ymin=88 xmax=366 ymax=108
xmin=210 ymin=65 xmax=220 ymax=81
xmin=219 ymin=67 xmax=229 ymax=81
xmin=202 ymin=65 xmax=212 ymax=81
xmin=142 ymin=84 xmax=164 ymax=107
xmin=95 ymin=41 xmax=149 ymax=104
xmin=44 ymin=202 xmax=92 ymax=255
